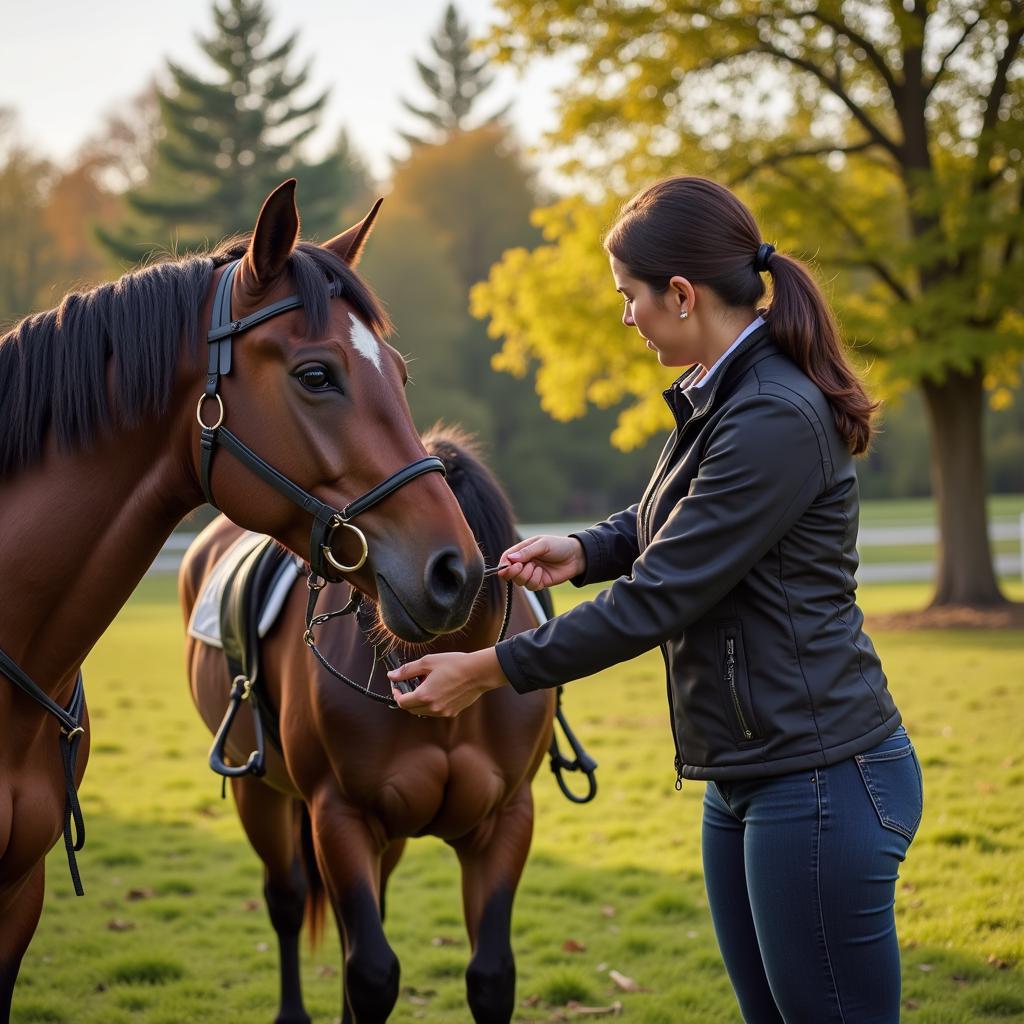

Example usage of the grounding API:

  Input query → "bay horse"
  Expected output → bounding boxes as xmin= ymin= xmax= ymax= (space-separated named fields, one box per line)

xmin=0 ymin=181 xmax=483 ymax=1021
xmin=181 ymin=425 xmax=556 ymax=1024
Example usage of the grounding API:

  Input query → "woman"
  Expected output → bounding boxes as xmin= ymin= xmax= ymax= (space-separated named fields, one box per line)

xmin=388 ymin=176 xmax=923 ymax=1023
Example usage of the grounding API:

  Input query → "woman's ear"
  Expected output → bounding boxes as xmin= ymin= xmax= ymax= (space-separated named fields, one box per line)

xmin=668 ymin=275 xmax=696 ymax=315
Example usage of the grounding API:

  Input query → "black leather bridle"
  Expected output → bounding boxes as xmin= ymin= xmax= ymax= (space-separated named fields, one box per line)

xmin=196 ymin=258 xmax=446 ymax=581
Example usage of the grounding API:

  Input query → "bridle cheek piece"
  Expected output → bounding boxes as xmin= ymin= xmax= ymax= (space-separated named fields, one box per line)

xmin=197 ymin=258 xmax=445 ymax=581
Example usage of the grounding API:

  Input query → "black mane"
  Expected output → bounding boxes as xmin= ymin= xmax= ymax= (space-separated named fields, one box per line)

xmin=0 ymin=241 xmax=390 ymax=479
xmin=421 ymin=424 xmax=519 ymax=612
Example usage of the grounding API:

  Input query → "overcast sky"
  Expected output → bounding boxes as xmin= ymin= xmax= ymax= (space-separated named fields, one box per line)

xmin=1 ymin=0 xmax=573 ymax=181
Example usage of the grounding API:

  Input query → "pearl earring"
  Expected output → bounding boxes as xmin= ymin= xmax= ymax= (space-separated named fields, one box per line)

xmin=679 ymin=310 xmax=689 ymax=320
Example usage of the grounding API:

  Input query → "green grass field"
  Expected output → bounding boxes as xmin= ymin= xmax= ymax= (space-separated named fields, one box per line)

xmin=13 ymin=576 xmax=1024 ymax=1024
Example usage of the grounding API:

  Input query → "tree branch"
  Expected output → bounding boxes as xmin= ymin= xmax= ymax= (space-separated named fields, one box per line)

xmin=803 ymin=8 xmax=901 ymax=102
xmin=773 ymin=166 xmax=912 ymax=304
xmin=925 ymin=14 xmax=982 ymax=96
xmin=974 ymin=16 xmax=1024 ymax=191
xmin=755 ymin=34 xmax=902 ymax=159
xmin=729 ymin=138 xmax=878 ymax=185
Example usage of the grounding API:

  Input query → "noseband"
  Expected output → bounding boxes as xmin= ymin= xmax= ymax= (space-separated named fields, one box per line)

xmin=196 ymin=259 xmax=445 ymax=580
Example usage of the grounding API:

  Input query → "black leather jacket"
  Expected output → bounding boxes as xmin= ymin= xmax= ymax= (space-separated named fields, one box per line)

xmin=495 ymin=324 xmax=900 ymax=782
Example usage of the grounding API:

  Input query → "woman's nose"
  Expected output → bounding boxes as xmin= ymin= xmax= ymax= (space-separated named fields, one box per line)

xmin=622 ymin=309 xmax=634 ymax=327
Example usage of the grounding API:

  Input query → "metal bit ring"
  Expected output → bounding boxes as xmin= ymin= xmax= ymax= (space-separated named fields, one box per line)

xmin=323 ymin=519 xmax=369 ymax=573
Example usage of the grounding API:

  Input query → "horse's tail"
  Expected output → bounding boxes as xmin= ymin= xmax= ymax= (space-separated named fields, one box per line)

xmin=297 ymin=801 xmax=326 ymax=947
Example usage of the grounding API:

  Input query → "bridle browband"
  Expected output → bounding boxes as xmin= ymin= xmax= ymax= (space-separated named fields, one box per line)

xmin=196 ymin=258 xmax=446 ymax=581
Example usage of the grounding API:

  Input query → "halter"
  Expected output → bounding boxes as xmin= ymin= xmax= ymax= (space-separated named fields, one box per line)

xmin=197 ymin=259 xmax=445 ymax=580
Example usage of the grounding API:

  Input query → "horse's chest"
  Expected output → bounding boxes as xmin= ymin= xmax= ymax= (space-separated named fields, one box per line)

xmin=347 ymin=745 xmax=508 ymax=842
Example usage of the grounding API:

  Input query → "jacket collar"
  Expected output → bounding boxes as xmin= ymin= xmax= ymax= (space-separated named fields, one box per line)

xmin=662 ymin=322 xmax=775 ymax=422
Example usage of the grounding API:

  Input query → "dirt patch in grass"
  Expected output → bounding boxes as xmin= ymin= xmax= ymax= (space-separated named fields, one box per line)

xmin=867 ymin=601 xmax=1024 ymax=631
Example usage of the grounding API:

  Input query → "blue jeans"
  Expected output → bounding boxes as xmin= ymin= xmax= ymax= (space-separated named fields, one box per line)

xmin=701 ymin=727 xmax=923 ymax=1023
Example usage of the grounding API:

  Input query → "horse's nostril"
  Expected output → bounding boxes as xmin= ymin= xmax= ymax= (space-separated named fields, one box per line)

xmin=426 ymin=547 xmax=468 ymax=607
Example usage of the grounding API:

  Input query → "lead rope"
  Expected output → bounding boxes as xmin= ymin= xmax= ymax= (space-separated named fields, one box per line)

xmin=302 ymin=568 xmax=514 ymax=709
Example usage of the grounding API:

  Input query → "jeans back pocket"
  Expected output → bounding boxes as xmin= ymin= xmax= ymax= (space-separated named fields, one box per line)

xmin=855 ymin=743 xmax=924 ymax=841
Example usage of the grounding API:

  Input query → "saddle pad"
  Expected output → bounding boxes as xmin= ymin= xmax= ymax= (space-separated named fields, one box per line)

xmin=187 ymin=532 xmax=303 ymax=649
xmin=523 ymin=587 xmax=550 ymax=626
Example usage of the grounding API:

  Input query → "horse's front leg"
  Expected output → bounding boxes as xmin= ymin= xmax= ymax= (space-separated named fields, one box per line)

xmin=379 ymin=837 xmax=407 ymax=923
xmin=450 ymin=788 xmax=535 ymax=1024
xmin=232 ymin=777 xmax=310 ymax=1024
xmin=0 ymin=862 xmax=45 ymax=1024
xmin=309 ymin=789 xmax=398 ymax=1024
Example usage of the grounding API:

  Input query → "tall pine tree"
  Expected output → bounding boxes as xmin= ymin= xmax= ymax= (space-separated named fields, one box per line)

xmin=399 ymin=3 xmax=511 ymax=148
xmin=100 ymin=0 xmax=369 ymax=261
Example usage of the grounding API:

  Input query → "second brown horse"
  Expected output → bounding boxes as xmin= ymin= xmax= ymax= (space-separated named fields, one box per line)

xmin=180 ymin=426 xmax=556 ymax=1024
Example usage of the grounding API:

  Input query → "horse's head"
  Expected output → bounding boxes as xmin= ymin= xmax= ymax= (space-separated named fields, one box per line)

xmin=194 ymin=181 xmax=483 ymax=641
xmin=358 ymin=423 xmax=522 ymax=660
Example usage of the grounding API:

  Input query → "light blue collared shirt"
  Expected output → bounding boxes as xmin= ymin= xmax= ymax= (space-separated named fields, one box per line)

xmin=691 ymin=315 xmax=766 ymax=390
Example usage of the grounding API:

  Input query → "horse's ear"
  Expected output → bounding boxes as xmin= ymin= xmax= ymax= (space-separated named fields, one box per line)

xmin=323 ymin=198 xmax=383 ymax=267
xmin=244 ymin=179 xmax=300 ymax=288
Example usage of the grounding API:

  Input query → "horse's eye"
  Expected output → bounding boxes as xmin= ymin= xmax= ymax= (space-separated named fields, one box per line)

xmin=296 ymin=364 xmax=336 ymax=392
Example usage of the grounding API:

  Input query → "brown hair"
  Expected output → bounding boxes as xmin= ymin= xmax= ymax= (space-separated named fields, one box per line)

xmin=604 ymin=176 xmax=877 ymax=454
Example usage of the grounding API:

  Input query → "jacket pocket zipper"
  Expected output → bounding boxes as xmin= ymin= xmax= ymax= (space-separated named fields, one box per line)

xmin=724 ymin=637 xmax=753 ymax=740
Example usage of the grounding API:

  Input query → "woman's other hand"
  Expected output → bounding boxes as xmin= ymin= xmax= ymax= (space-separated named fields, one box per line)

xmin=388 ymin=648 xmax=507 ymax=717
xmin=497 ymin=535 xmax=585 ymax=590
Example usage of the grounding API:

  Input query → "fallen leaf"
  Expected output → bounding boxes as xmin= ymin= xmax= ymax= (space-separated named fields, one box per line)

xmin=255 ymin=942 xmax=269 ymax=953
xmin=106 ymin=918 xmax=135 ymax=932
xmin=600 ymin=905 xmax=616 ymax=918
xmin=243 ymin=899 xmax=261 ymax=911
xmin=609 ymin=969 xmax=645 ymax=993
xmin=916 ymin=963 xmax=934 ymax=972
xmin=565 ymin=1000 xmax=624 ymax=1017
xmin=903 ymin=999 xmax=919 ymax=1010
xmin=951 ymin=974 xmax=971 ymax=987
xmin=987 ymin=954 xmax=1010 ymax=970
xmin=126 ymin=887 xmax=155 ymax=901
xmin=521 ymin=994 xmax=541 ymax=1007
xmin=563 ymin=939 xmax=587 ymax=953
xmin=316 ymin=965 xmax=338 ymax=978
xmin=431 ymin=935 xmax=459 ymax=947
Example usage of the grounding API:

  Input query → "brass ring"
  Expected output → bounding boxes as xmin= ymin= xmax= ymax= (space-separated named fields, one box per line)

xmin=323 ymin=520 xmax=369 ymax=573
xmin=196 ymin=393 xmax=225 ymax=430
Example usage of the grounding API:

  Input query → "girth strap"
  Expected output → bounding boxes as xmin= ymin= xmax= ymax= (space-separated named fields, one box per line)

xmin=0 ymin=648 xmax=87 ymax=893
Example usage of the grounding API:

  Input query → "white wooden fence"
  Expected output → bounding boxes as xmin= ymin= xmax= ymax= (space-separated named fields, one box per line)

xmin=149 ymin=515 xmax=1024 ymax=583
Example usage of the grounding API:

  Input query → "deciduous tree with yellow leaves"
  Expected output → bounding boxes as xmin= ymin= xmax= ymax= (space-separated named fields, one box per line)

xmin=473 ymin=0 xmax=1023 ymax=608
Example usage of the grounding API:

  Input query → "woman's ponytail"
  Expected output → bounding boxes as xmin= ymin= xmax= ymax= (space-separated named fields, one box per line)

xmin=606 ymin=176 xmax=879 ymax=455
xmin=764 ymin=252 xmax=878 ymax=455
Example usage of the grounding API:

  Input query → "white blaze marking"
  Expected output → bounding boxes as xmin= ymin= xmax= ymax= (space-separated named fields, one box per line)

xmin=348 ymin=313 xmax=383 ymax=375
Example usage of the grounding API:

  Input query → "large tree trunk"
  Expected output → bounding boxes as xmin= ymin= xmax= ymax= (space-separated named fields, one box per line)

xmin=919 ymin=364 xmax=1007 ymax=607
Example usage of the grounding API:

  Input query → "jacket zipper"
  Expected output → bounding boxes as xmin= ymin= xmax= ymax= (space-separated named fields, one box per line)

xmin=659 ymin=644 xmax=684 ymax=790
xmin=724 ymin=636 xmax=753 ymax=740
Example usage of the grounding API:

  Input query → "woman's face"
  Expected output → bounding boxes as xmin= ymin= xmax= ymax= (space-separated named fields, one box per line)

xmin=609 ymin=255 xmax=694 ymax=367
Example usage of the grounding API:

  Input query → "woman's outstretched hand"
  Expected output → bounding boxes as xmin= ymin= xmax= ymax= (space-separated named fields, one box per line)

xmin=497 ymin=534 xmax=586 ymax=590
xmin=388 ymin=647 xmax=507 ymax=718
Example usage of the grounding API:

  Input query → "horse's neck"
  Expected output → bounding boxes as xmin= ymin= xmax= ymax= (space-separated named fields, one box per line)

xmin=0 ymin=409 xmax=196 ymax=700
